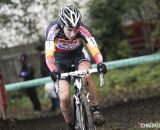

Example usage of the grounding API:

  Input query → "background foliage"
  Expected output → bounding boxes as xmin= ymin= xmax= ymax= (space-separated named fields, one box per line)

xmin=88 ymin=0 xmax=160 ymax=60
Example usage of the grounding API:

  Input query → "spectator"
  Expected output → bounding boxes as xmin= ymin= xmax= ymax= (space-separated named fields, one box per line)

xmin=19 ymin=54 xmax=41 ymax=112
xmin=0 ymin=71 xmax=8 ymax=119
xmin=36 ymin=45 xmax=60 ymax=112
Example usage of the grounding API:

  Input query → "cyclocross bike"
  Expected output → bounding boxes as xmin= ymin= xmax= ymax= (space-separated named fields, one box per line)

xmin=56 ymin=66 xmax=105 ymax=130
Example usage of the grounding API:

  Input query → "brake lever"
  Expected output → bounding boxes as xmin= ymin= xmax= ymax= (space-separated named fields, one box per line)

xmin=99 ymin=73 xmax=104 ymax=87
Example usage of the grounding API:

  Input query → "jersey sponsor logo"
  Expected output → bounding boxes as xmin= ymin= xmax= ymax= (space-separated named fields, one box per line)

xmin=82 ymin=48 xmax=90 ymax=60
xmin=93 ymin=53 xmax=103 ymax=63
xmin=79 ymin=26 xmax=91 ymax=38
xmin=59 ymin=39 xmax=77 ymax=44
xmin=97 ymin=53 xmax=103 ymax=62
xmin=45 ymin=41 xmax=54 ymax=50
xmin=47 ymin=25 xmax=59 ymax=41
xmin=56 ymin=39 xmax=81 ymax=50
xmin=87 ymin=37 xmax=97 ymax=47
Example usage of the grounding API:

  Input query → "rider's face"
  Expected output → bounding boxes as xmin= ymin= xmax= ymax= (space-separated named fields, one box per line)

xmin=63 ymin=26 xmax=79 ymax=40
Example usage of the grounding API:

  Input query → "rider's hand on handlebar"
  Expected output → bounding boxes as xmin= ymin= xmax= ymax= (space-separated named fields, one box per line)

xmin=50 ymin=71 xmax=61 ymax=82
xmin=97 ymin=63 xmax=107 ymax=74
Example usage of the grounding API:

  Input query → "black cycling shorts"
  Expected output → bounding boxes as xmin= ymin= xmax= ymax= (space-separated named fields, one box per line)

xmin=54 ymin=46 xmax=91 ymax=82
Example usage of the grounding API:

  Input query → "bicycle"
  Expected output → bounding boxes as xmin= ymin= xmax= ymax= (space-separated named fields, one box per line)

xmin=56 ymin=66 xmax=105 ymax=130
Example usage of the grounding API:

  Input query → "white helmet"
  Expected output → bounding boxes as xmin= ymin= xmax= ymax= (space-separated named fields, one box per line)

xmin=60 ymin=4 xmax=82 ymax=27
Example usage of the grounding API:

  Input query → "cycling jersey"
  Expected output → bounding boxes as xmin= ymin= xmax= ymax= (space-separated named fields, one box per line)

xmin=45 ymin=20 xmax=103 ymax=72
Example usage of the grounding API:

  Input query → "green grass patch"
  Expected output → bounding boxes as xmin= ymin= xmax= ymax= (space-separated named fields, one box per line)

xmin=8 ymin=86 xmax=51 ymax=110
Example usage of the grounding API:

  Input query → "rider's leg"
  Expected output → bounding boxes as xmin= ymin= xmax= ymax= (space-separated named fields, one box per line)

xmin=78 ymin=61 xmax=105 ymax=126
xmin=78 ymin=61 xmax=98 ymax=106
xmin=58 ymin=80 xmax=73 ymax=123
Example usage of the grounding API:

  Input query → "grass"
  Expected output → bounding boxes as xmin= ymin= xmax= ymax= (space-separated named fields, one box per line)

xmin=8 ymin=87 xmax=51 ymax=110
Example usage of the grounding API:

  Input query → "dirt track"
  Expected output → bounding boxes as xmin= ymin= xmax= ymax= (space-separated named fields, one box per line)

xmin=1 ymin=95 xmax=160 ymax=130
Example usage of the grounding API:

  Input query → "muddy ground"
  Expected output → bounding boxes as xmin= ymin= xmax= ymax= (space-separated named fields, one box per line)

xmin=1 ymin=88 xmax=160 ymax=130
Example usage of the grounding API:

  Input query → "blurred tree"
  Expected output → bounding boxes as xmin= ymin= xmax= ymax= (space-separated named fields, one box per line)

xmin=0 ymin=0 xmax=13 ymax=48
xmin=0 ymin=0 xmax=59 ymax=49
xmin=88 ymin=0 xmax=128 ymax=60
xmin=151 ymin=0 xmax=160 ymax=52
xmin=123 ymin=0 xmax=160 ymax=53
xmin=0 ymin=0 xmax=11 ymax=4
xmin=124 ymin=0 xmax=159 ymax=22
xmin=0 ymin=0 xmax=88 ymax=49
xmin=88 ymin=0 xmax=160 ymax=60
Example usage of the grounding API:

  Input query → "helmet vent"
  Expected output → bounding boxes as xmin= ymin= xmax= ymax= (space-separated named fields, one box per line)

xmin=60 ymin=4 xmax=82 ymax=27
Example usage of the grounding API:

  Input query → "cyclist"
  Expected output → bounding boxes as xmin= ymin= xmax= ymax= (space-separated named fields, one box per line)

xmin=45 ymin=4 xmax=107 ymax=130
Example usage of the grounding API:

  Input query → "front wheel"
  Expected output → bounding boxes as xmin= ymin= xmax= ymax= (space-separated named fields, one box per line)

xmin=74 ymin=95 xmax=96 ymax=130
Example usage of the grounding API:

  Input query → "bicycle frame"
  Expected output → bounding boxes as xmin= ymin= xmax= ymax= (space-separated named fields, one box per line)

xmin=73 ymin=75 xmax=96 ymax=130
xmin=55 ymin=68 xmax=104 ymax=130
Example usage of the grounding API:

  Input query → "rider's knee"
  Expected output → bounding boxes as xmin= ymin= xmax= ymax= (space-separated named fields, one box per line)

xmin=60 ymin=96 xmax=70 ymax=107
xmin=78 ymin=60 xmax=91 ymax=70
xmin=84 ymin=74 xmax=92 ymax=82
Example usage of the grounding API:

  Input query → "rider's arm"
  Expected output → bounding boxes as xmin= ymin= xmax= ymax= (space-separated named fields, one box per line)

xmin=45 ymin=41 xmax=57 ymax=72
xmin=45 ymin=24 xmax=59 ymax=72
xmin=79 ymin=26 xmax=103 ymax=64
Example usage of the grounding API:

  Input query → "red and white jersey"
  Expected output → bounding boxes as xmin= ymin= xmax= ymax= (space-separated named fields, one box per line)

xmin=45 ymin=20 xmax=103 ymax=72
